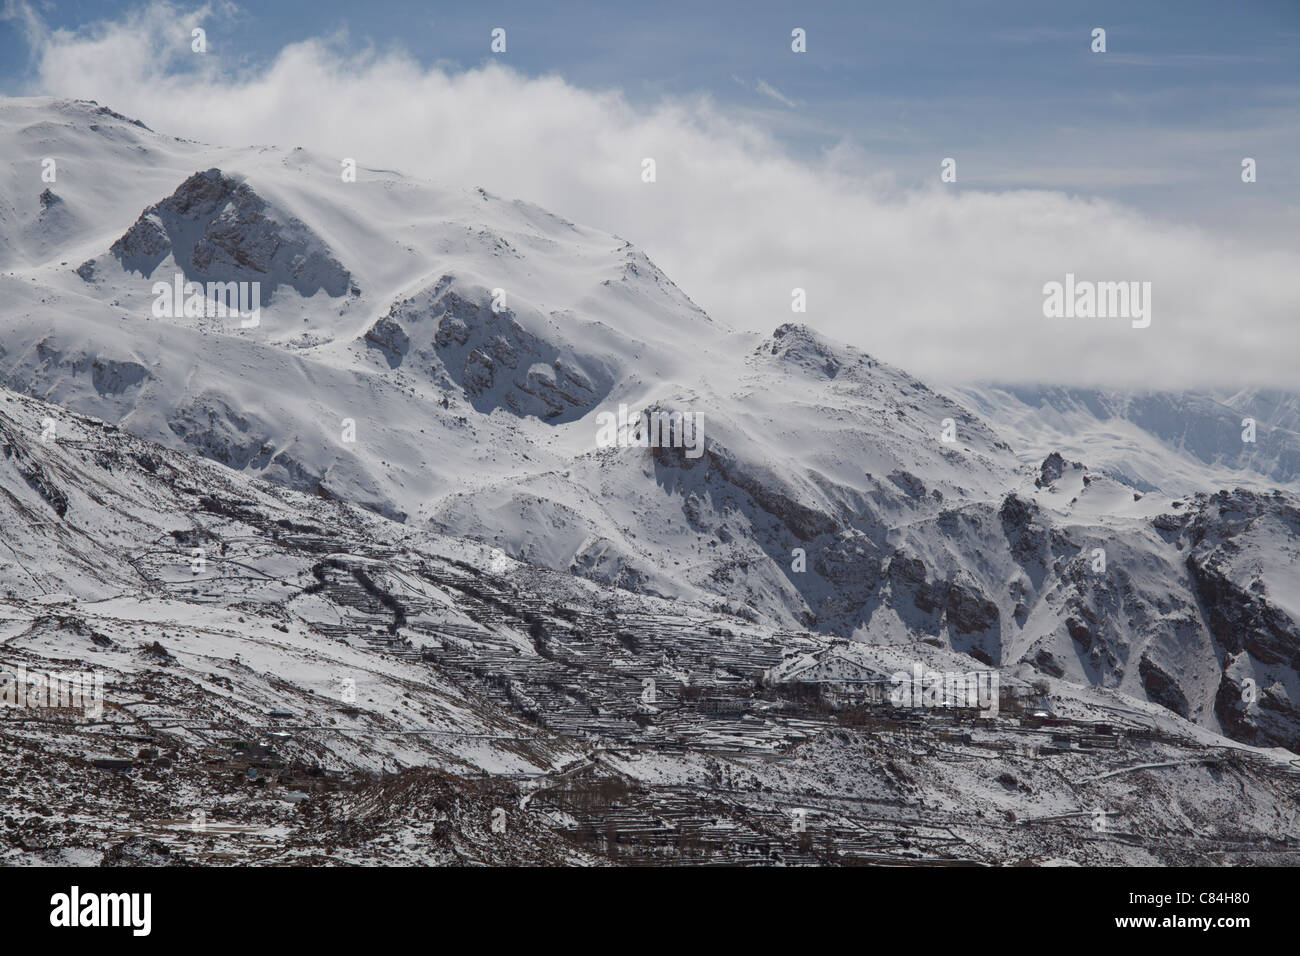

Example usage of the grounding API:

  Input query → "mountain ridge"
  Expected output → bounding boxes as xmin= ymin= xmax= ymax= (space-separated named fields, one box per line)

xmin=1 ymin=96 xmax=1297 ymax=755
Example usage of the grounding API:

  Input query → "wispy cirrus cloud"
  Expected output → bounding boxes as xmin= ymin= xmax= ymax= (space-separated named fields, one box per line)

xmin=754 ymin=78 xmax=798 ymax=108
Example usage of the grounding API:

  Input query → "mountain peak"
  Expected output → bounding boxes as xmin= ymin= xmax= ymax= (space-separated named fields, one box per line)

xmin=104 ymin=166 xmax=353 ymax=300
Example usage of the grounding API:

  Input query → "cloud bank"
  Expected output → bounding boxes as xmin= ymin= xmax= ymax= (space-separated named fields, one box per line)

xmin=7 ymin=0 xmax=1297 ymax=389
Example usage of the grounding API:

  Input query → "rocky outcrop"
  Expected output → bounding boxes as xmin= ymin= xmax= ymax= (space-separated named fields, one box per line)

xmin=1183 ymin=491 xmax=1300 ymax=750
xmin=109 ymin=168 xmax=352 ymax=301
xmin=1138 ymin=654 xmax=1190 ymax=719
xmin=373 ymin=279 xmax=609 ymax=423
xmin=363 ymin=316 xmax=410 ymax=368
xmin=90 ymin=357 xmax=148 ymax=396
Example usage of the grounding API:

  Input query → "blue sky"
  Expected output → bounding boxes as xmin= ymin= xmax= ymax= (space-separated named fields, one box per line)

xmin=3 ymin=0 xmax=1297 ymax=232
xmin=4 ymin=0 xmax=1297 ymax=221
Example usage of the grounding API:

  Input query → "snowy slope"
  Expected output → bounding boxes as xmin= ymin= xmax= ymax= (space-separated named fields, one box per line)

xmin=0 ymin=96 xmax=1019 ymax=625
xmin=1 ymin=382 xmax=1297 ymax=866
xmin=2 ymin=96 xmax=1299 ymax=756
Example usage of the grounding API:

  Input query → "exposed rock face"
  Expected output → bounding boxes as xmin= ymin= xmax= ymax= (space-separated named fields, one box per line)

xmin=462 ymin=348 xmax=497 ymax=396
xmin=1182 ymin=490 xmax=1300 ymax=750
xmin=363 ymin=316 xmax=410 ymax=368
xmin=76 ymin=99 xmax=152 ymax=130
xmin=112 ymin=213 xmax=169 ymax=270
xmin=570 ymin=537 xmax=653 ymax=593
xmin=999 ymin=494 xmax=1052 ymax=580
xmin=0 ymin=415 xmax=70 ymax=518
xmin=889 ymin=553 xmax=933 ymax=612
xmin=945 ymin=579 xmax=1000 ymax=636
xmin=814 ymin=530 xmax=884 ymax=590
xmin=888 ymin=470 xmax=927 ymax=498
xmin=432 ymin=293 xmax=601 ymax=420
xmin=1038 ymin=451 xmax=1067 ymax=485
xmin=705 ymin=441 xmax=839 ymax=542
xmin=881 ymin=551 xmax=1000 ymax=661
xmin=109 ymin=168 xmax=352 ymax=301
xmin=1139 ymin=654 xmax=1191 ymax=719
xmin=366 ymin=277 xmax=611 ymax=423
xmin=765 ymin=323 xmax=844 ymax=378
xmin=90 ymin=357 xmax=148 ymax=396
xmin=166 ymin=394 xmax=279 ymax=472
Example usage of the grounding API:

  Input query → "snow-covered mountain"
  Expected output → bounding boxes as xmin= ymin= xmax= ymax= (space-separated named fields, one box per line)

xmin=2 ymin=95 xmax=1298 ymax=773
xmin=948 ymin=384 xmax=1300 ymax=495
xmin=2 ymin=380 xmax=1297 ymax=865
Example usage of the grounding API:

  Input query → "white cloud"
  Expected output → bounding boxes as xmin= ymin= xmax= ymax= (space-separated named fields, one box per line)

xmin=9 ymin=0 xmax=1299 ymax=389
xmin=754 ymin=78 xmax=797 ymax=108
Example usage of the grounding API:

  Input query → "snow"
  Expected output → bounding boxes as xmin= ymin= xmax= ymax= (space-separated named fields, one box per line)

xmin=1 ymin=97 xmax=1298 ymax=864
